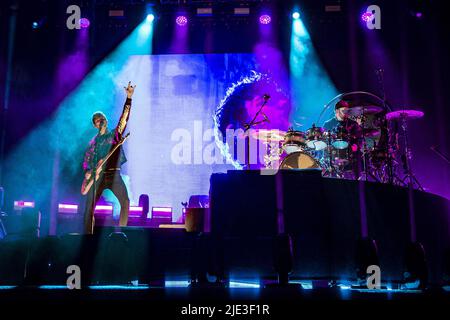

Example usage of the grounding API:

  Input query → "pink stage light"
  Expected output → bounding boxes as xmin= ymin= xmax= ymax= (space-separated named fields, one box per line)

xmin=94 ymin=205 xmax=113 ymax=215
xmin=14 ymin=200 xmax=35 ymax=210
xmin=151 ymin=207 xmax=173 ymax=219
xmin=259 ymin=14 xmax=272 ymax=25
xmin=58 ymin=204 xmax=78 ymax=214
xmin=95 ymin=205 xmax=113 ymax=210
xmin=129 ymin=206 xmax=144 ymax=217
xmin=79 ymin=18 xmax=90 ymax=28
xmin=57 ymin=203 xmax=143 ymax=215
xmin=129 ymin=206 xmax=143 ymax=212
xmin=361 ymin=12 xmax=374 ymax=23
xmin=176 ymin=15 xmax=188 ymax=26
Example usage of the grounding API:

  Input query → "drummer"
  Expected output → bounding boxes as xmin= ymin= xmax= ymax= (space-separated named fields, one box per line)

xmin=324 ymin=100 xmax=352 ymax=130
xmin=322 ymin=99 xmax=362 ymax=177
xmin=324 ymin=100 xmax=361 ymax=137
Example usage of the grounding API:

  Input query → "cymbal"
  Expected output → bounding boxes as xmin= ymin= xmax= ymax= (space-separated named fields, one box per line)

xmin=362 ymin=128 xmax=381 ymax=137
xmin=342 ymin=105 xmax=384 ymax=116
xmin=284 ymin=130 xmax=305 ymax=138
xmin=386 ymin=109 xmax=424 ymax=121
xmin=251 ymin=129 xmax=286 ymax=141
xmin=319 ymin=91 xmax=388 ymax=124
xmin=349 ymin=128 xmax=380 ymax=139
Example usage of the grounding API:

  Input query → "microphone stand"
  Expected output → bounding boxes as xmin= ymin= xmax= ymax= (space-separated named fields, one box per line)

xmin=376 ymin=68 xmax=396 ymax=184
xmin=90 ymin=127 xmax=102 ymax=234
xmin=243 ymin=95 xmax=270 ymax=169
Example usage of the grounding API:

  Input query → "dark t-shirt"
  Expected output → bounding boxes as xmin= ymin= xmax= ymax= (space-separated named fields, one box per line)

xmin=84 ymin=129 xmax=127 ymax=171
xmin=323 ymin=117 xmax=342 ymax=131
xmin=323 ymin=116 xmax=361 ymax=145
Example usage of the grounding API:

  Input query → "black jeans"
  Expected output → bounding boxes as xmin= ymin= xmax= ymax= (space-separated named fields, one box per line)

xmin=84 ymin=171 xmax=130 ymax=234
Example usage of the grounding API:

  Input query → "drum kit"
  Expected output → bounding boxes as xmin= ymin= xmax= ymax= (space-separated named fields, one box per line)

xmin=249 ymin=93 xmax=425 ymax=189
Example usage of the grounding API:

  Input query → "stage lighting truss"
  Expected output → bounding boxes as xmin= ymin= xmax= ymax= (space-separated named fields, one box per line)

xmin=196 ymin=8 xmax=213 ymax=16
xmin=72 ymin=0 xmax=276 ymax=29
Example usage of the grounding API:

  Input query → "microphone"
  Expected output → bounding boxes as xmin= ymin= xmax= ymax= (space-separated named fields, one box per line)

xmin=263 ymin=93 xmax=270 ymax=101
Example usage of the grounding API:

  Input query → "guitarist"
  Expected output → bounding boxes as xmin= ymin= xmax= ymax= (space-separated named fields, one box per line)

xmin=82 ymin=82 xmax=136 ymax=234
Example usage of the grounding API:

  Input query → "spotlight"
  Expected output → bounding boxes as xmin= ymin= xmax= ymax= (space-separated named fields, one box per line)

xmin=79 ymin=18 xmax=90 ymax=28
xmin=415 ymin=12 xmax=423 ymax=19
xmin=292 ymin=12 xmax=300 ymax=20
xmin=151 ymin=207 xmax=173 ymax=227
xmin=259 ymin=14 xmax=271 ymax=25
xmin=14 ymin=200 xmax=35 ymax=210
xmin=176 ymin=15 xmax=188 ymax=26
xmin=32 ymin=21 xmax=39 ymax=29
xmin=361 ymin=12 xmax=374 ymax=23
xmin=146 ymin=14 xmax=155 ymax=22
xmin=58 ymin=204 xmax=78 ymax=214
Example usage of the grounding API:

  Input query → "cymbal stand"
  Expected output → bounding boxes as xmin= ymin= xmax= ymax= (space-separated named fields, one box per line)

xmin=384 ymin=133 xmax=405 ymax=186
xmin=328 ymin=133 xmax=335 ymax=177
xmin=355 ymin=113 xmax=381 ymax=182
xmin=398 ymin=115 xmax=423 ymax=190
xmin=375 ymin=67 xmax=397 ymax=184
xmin=358 ymin=112 xmax=369 ymax=181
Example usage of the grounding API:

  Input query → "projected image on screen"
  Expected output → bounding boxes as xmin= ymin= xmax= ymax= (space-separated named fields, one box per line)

xmin=114 ymin=53 xmax=292 ymax=221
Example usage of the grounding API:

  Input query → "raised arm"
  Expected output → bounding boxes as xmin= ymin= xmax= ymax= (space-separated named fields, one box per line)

xmin=116 ymin=81 xmax=136 ymax=136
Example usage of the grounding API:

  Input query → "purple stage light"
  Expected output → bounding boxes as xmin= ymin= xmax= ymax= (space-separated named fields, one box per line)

xmin=58 ymin=204 xmax=78 ymax=214
xmin=14 ymin=200 xmax=35 ymax=210
xmin=152 ymin=207 xmax=173 ymax=218
xmin=259 ymin=14 xmax=272 ymax=25
xmin=151 ymin=207 xmax=173 ymax=225
xmin=361 ymin=12 xmax=374 ymax=23
xmin=176 ymin=15 xmax=188 ymax=26
xmin=94 ymin=205 xmax=113 ymax=215
xmin=79 ymin=18 xmax=90 ymax=28
xmin=58 ymin=203 xmax=143 ymax=215
xmin=129 ymin=206 xmax=144 ymax=213
xmin=415 ymin=12 xmax=423 ymax=19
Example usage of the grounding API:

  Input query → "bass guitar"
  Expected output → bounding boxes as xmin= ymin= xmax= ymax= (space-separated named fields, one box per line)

xmin=80 ymin=133 xmax=130 ymax=195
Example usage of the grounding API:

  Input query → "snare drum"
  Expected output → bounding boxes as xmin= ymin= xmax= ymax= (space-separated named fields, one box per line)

xmin=306 ymin=126 xmax=327 ymax=151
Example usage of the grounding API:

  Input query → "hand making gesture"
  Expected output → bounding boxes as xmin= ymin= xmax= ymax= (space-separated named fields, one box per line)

xmin=125 ymin=81 xmax=136 ymax=98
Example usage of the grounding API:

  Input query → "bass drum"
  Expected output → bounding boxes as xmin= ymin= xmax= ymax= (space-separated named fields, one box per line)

xmin=279 ymin=151 xmax=321 ymax=169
